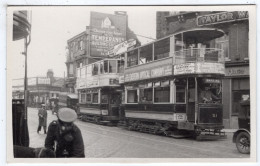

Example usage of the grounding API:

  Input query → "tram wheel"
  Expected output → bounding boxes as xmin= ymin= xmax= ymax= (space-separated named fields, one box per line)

xmin=236 ymin=131 xmax=250 ymax=154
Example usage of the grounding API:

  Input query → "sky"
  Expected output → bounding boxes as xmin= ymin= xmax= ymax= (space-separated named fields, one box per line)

xmin=9 ymin=6 xmax=157 ymax=79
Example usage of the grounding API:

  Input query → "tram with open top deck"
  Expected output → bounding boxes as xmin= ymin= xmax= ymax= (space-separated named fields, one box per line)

xmin=76 ymin=58 xmax=123 ymax=124
xmin=117 ymin=28 xmax=227 ymax=139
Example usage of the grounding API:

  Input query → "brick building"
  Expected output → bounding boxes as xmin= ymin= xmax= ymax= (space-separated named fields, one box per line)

xmin=156 ymin=11 xmax=249 ymax=129
xmin=65 ymin=11 xmax=139 ymax=93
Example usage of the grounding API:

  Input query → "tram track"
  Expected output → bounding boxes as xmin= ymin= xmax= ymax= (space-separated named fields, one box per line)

xmin=76 ymin=121 xmax=241 ymax=158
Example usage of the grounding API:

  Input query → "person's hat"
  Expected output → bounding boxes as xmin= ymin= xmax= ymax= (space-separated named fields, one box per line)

xmin=41 ymin=104 xmax=46 ymax=107
xmin=57 ymin=107 xmax=77 ymax=123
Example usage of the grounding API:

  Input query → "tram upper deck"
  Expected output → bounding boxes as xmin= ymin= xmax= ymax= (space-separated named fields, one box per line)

xmin=76 ymin=58 xmax=122 ymax=90
xmin=114 ymin=28 xmax=226 ymax=83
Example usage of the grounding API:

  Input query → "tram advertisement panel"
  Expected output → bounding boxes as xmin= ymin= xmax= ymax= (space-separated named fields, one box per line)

xmin=174 ymin=62 xmax=225 ymax=75
xmin=90 ymin=12 xmax=127 ymax=57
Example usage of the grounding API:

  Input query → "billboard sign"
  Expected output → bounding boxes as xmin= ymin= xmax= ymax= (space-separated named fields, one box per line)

xmin=109 ymin=39 xmax=137 ymax=56
xmin=90 ymin=12 xmax=127 ymax=57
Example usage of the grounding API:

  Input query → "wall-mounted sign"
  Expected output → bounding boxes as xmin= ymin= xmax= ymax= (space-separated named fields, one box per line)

xmin=174 ymin=63 xmax=195 ymax=75
xmin=28 ymin=78 xmax=37 ymax=85
xmin=225 ymin=66 xmax=249 ymax=77
xmin=38 ymin=77 xmax=51 ymax=85
xmin=197 ymin=11 xmax=248 ymax=26
xmin=90 ymin=12 xmax=127 ymax=57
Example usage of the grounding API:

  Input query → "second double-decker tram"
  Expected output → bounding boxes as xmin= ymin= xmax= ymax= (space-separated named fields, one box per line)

xmin=119 ymin=28 xmax=227 ymax=139
xmin=76 ymin=59 xmax=123 ymax=124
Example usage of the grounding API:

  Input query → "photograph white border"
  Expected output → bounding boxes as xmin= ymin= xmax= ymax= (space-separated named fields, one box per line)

xmin=2 ymin=1 xmax=258 ymax=166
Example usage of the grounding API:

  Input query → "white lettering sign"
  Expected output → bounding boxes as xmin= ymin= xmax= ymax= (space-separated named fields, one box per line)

xmin=174 ymin=63 xmax=195 ymax=75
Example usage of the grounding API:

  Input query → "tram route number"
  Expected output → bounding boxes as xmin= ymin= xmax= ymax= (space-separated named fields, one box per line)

xmin=212 ymin=114 xmax=218 ymax=118
xmin=173 ymin=113 xmax=186 ymax=121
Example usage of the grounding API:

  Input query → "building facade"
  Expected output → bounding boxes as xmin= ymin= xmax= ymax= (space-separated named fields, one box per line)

xmin=12 ymin=70 xmax=65 ymax=107
xmin=65 ymin=11 xmax=139 ymax=93
xmin=156 ymin=11 xmax=249 ymax=129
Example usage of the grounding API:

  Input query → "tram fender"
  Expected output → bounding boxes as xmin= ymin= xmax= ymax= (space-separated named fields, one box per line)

xmin=177 ymin=121 xmax=195 ymax=130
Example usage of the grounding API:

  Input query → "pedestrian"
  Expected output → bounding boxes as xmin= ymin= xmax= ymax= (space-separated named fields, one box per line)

xmin=37 ymin=104 xmax=47 ymax=134
xmin=14 ymin=145 xmax=55 ymax=158
xmin=44 ymin=107 xmax=85 ymax=158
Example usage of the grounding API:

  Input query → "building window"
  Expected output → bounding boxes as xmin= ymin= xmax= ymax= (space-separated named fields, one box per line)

xmin=79 ymin=40 xmax=84 ymax=50
xmin=69 ymin=64 xmax=73 ymax=75
xmin=86 ymin=94 xmax=92 ymax=103
xmin=80 ymin=93 xmax=86 ymax=103
xmin=92 ymin=93 xmax=99 ymax=103
xmin=127 ymin=90 xmax=138 ymax=103
xmin=232 ymin=78 xmax=250 ymax=115
xmin=216 ymin=34 xmax=229 ymax=60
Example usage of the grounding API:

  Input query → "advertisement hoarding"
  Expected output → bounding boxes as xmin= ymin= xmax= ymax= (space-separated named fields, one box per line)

xmin=90 ymin=12 xmax=127 ymax=57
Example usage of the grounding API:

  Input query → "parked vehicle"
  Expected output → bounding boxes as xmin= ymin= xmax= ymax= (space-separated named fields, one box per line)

xmin=233 ymin=99 xmax=250 ymax=154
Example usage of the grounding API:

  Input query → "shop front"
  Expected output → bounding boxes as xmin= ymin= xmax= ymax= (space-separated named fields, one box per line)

xmin=223 ymin=65 xmax=250 ymax=129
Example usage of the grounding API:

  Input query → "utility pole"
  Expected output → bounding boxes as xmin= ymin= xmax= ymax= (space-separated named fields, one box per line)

xmin=22 ymin=35 xmax=31 ymax=120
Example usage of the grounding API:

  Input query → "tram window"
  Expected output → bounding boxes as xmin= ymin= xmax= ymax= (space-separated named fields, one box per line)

xmin=139 ymin=88 xmax=153 ymax=102
xmin=199 ymin=83 xmax=221 ymax=103
xmin=154 ymin=86 xmax=170 ymax=103
xmin=109 ymin=60 xmax=117 ymax=73
xmin=139 ymin=44 xmax=153 ymax=64
xmin=92 ymin=63 xmax=99 ymax=75
xmin=127 ymin=90 xmax=138 ymax=103
xmin=127 ymin=49 xmax=138 ymax=67
xmin=154 ymin=38 xmax=170 ymax=60
xmin=104 ymin=60 xmax=108 ymax=73
xmin=86 ymin=94 xmax=92 ymax=103
xmin=100 ymin=61 xmax=104 ymax=74
xmin=101 ymin=94 xmax=108 ymax=104
xmin=118 ymin=59 xmax=124 ymax=73
xmin=80 ymin=93 xmax=86 ymax=103
xmin=176 ymin=85 xmax=185 ymax=103
xmin=92 ymin=93 xmax=99 ymax=103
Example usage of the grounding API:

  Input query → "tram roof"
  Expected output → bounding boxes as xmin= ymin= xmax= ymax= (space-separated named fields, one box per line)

xmin=112 ymin=28 xmax=225 ymax=57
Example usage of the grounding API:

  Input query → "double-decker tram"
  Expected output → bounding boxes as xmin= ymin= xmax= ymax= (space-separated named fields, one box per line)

xmin=119 ymin=28 xmax=227 ymax=139
xmin=76 ymin=59 xmax=123 ymax=125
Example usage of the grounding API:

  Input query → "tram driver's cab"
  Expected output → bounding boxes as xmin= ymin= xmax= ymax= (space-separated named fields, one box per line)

xmin=198 ymin=78 xmax=221 ymax=104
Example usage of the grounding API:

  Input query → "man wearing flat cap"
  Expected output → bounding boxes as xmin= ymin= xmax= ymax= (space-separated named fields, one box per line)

xmin=37 ymin=104 xmax=47 ymax=134
xmin=44 ymin=107 xmax=85 ymax=158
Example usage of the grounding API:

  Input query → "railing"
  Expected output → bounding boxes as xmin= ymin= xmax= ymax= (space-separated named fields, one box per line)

xmin=174 ymin=48 xmax=224 ymax=64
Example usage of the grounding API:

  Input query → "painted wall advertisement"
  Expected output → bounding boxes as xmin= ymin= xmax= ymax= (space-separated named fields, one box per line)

xmin=90 ymin=12 xmax=127 ymax=57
